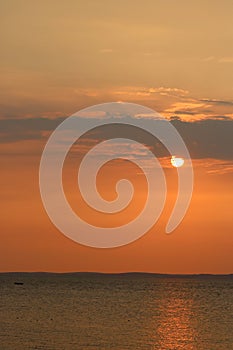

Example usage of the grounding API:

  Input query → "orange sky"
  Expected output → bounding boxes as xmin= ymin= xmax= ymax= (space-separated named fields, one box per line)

xmin=0 ymin=1 xmax=232 ymax=273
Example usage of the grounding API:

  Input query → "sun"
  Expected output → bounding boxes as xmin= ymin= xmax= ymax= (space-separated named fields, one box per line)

xmin=171 ymin=156 xmax=184 ymax=168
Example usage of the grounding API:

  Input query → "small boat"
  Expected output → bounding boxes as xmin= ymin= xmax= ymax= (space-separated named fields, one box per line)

xmin=14 ymin=282 xmax=24 ymax=285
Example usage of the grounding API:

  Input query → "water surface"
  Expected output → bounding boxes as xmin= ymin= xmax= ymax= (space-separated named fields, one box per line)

xmin=1 ymin=273 xmax=233 ymax=349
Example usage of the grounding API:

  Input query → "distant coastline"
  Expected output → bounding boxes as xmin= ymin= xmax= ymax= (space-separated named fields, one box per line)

xmin=1 ymin=272 xmax=233 ymax=278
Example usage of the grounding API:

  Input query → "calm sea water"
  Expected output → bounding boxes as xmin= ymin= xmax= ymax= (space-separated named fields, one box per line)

xmin=0 ymin=273 xmax=233 ymax=350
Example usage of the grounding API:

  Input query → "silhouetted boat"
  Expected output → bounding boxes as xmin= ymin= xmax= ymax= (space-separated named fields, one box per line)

xmin=14 ymin=282 xmax=24 ymax=285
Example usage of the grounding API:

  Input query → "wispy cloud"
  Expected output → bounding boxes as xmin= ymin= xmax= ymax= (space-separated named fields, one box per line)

xmin=201 ymin=56 xmax=215 ymax=62
xmin=201 ymin=56 xmax=233 ymax=64
xmin=193 ymin=159 xmax=233 ymax=175
xmin=113 ymin=86 xmax=189 ymax=98
xmin=200 ymin=99 xmax=233 ymax=106
xmin=1 ymin=84 xmax=233 ymax=123
xmin=218 ymin=57 xmax=233 ymax=63
xmin=99 ymin=48 xmax=114 ymax=54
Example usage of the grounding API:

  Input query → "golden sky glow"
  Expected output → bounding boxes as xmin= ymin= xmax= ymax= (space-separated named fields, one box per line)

xmin=0 ymin=1 xmax=232 ymax=273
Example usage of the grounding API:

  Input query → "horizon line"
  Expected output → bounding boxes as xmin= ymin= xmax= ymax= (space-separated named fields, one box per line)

xmin=1 ymin=271 xmax=233 ymax=277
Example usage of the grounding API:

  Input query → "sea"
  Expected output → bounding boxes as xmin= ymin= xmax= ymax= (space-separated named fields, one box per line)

xmin=0 ymin=273 xmax=233 ymax=350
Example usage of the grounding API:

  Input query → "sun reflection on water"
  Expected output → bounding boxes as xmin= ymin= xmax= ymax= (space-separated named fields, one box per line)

xmin=150 ymin=291 xmax=196 ymax=349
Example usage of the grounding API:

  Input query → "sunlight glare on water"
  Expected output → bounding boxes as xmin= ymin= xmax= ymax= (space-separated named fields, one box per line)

xmin=0 ymin=273 xmax=233 ymax=350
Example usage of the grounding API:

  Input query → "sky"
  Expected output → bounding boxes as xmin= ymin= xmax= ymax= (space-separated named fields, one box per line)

xmin=0 ymin=0 xmax=233 ymax=273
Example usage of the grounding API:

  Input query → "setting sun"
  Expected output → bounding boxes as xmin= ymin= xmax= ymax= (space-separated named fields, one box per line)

xmin=0 ymin=1 xmax=233 ymax=349
xmin=171 ymin=156 xmax=185 ymax=168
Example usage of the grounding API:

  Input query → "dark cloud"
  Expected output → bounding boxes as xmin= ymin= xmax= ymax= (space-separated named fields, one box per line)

xmin=199 ymin=99 xmax=233 ymax=106
xmin=0 ymin=116 xmax=232 ymax=160
xmin=0 ymin=117 xmax=65 ymax=142
xmin=171 ymin=110 xmax=197 ymax=116
xmin=171 ymin=118 xmax=233 ymax=160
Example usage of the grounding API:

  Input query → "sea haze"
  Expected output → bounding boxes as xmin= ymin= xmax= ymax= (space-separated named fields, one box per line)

xmin=1 ymin=273 xmax=233 ymax=350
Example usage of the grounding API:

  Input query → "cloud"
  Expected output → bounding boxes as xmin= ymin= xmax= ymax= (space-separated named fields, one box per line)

xmin=70 ymin=87 xmax=233 ymax=122
xmin=201 ymin=56 xmax=233 ymax=64
xmin=141 ymin=87 xmax=189 ymax=96
xmin=188 ymin=158 xmax=233 ymax=175
xmin=163 ymin=101 xmax=211 ymax=120
xmin=218 ymin=57 xmax=233 ymax=63
xmin=163 ymin=98 xmax=233 ymax=121
xmin=99 ymin=48 xmax=114 ymax=54
xmin=201 ymin=56 xmax=215 ymax=62
xmin=0 ymin=116 xmax=232 ymax=163
xmin=199 ymin=99 xmax=233 ymax=106
xmin=0 ymin=117 xmax=65 ymax=143
xmin=170 ymin=118 xmax=233 ymax=160
xmin=114 ymin=86 xmax=189 ymax=98
xmin=1 ymin=84 xmax=232 ymax=123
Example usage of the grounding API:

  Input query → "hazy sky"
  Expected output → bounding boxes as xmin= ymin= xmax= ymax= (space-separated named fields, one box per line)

xmin=0 ymin=1 xmax=232 ymax=273
xmin=1 ymin=0 xmax=233 ymax=116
